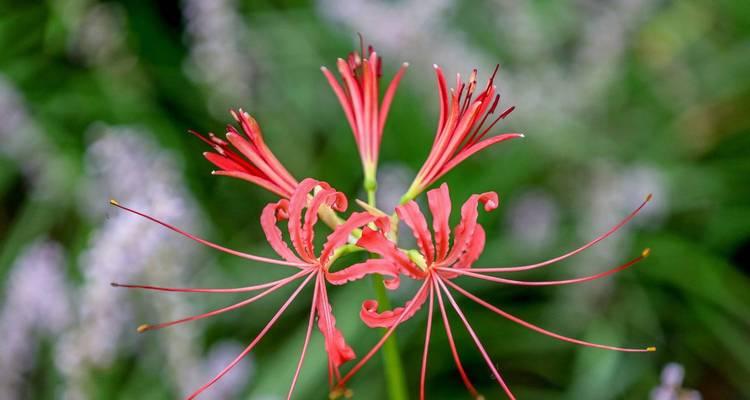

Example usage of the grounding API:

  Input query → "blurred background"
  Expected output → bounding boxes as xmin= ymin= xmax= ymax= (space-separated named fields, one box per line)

xmin=0 ymin=0 xmax=748 ymax=399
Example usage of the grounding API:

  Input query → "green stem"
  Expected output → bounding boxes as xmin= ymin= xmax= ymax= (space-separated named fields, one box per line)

xmin=371 ymin=274 xmax=409 ymax=400
xmin=365 ymin=170 xmax=409 ymax=400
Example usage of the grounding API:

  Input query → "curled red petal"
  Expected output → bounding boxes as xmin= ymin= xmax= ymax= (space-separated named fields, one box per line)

xmin=395 ymin=201 xmax=435 ymax=265
xmin=360 ymin=286 xmax=429 ymax=328
xmin=287 ymin=178 xmax=326 ymax=261
xmin=303 ymin=188 xmax=345 ymax=257
xmin=442 ymin=191 xmax=498 ymax=267
xmin=456 ymin=224 xmax=485 ymax=270
xmin=319 ymin=212 xmax=377 ymax=267
xmin=427 ymin=183 xmax=452 ymax=262
xmin=260 ymin=200 xmax=303 ymax=264
xmin=325 ymin=259 xmax=401 ymax=290
xmin=356 ymin=226 xmax=424 ymax=278
xmin=316 ymin=278 xmax=356 ymax=367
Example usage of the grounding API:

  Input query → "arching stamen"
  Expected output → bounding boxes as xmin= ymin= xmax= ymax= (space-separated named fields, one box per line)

xmin=111 ymin=269 xmax=310 ymax=294
xmin=474 ymin=106 xmax=515 ymax=143
xmin=187 ymin=273 xmax=315 ymax=400
xmin=465 ymin=94 xmax=500 ymax=147
xmin=420 ymin=283 xmax=435 ymax=400
xmin=109 ymin=199 xmax=308 ymax=268
xmin=433 ymin=277 xmax=480 ymax=398
xmin=287 ymin=273 xmax=321 ymax=400
xmin=438 ymin=248 xmax=649 ymax=286
xmin=137 ymin=270 xmax=311 ymax=333
xmin=443 ymin=278 xmax=655 ymax=353
xmin=435 ymin=277 xmax=516 ymax=400
xmin=471 ymin=195 xmax=652 ymax=273
xmin=337 ymin=280 xmax=430 ymax=388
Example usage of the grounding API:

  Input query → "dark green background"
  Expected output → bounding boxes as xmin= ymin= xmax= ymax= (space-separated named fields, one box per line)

xmin=0 ymin=0 xmax=748 ymax=399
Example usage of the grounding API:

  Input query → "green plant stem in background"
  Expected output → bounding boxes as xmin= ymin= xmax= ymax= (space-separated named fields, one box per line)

xmin=371 ymin=274 xmax=409 ymax=400
xmin=366 ymin=179 xmax=409 ymax=400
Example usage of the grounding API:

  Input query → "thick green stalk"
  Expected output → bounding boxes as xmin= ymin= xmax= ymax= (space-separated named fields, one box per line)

xmin=365 ymin=173 xmax=409 ymax=400
xmin=371 ymin=274 xmax=409 ymax=400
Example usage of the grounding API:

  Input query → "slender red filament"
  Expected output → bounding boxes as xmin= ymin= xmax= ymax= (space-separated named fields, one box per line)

xmin=337 ymin=280 xmax=430 ymax=388
xmin=470 ymin=195 xmax=652 ymax=273
xmin=443 ymin=279 xmax=654 ymax=353
xmin=187 ymin=273 xmax=315 ymax=399
xmin=112 ymin=269 xmax=310 ymax=294
xmin=287 ymin=272 xmax=321 ymax=400
xmin=435 ymin=276 xmax=516 ymax=400
xmin=434 ymin=278 xmax=480 ymax=398
xmin=420 ymin=283 xmax=435 ymax=400
xmin=109 ymin=200 xmax=308 ymax=267
xmin=437 ymin=250 xmax=647 ymax=286
xmin=139 ymin=270 xmax=311 ymax=332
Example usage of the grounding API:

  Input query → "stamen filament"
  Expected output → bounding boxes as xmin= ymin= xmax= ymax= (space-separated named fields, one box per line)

xmin=471 ymin=195 xmax=652 ymax=273
xmin=109 ymin=200 xmax=308 ymax=267
xmin=443 ymin=278 xmax=655 ymax=353
xmin=337 ymin=280 xmax=430 ymax=388
xmin=420 ymin=283 xmax=435 ymax=400
xmin=287 ymin=272 xmax=321 ymax=400
xmin=435 ymin=277 xmax=515 ymax=400
xmin=112 ymin=269 xmax=310 ymax=294
xmin=437 ymin=249 xmax=648 ymax=286
xmin=138 ymin=270 xmax=311 ymax=332
xmin=433 ymin=278 xmax=480 ymax=398
xmin=187 ymin=273 xmax=315 ymax=399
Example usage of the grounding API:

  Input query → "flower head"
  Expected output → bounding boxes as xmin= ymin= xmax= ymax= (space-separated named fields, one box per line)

xmin=109 ymin=179 xmax=391 ymax=399
xmin=191 ymin=109 xmax=298 ymax=198
xmin=337 ymin=184 xmax=654 ymax=399
xmin=402 ymin=66 xmax=524 ymax=203
xmin=321 ymin=40 xmax=408 ymax=192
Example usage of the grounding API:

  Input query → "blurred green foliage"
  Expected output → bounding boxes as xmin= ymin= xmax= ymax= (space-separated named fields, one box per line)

xmin=0 ymin=0 xmax=748 ymax=399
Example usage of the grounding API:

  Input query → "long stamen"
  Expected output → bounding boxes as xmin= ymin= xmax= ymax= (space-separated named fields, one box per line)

xmin=337 ymin=280 xmax=430 ymax=388
xmin=112 ymin=269 xmax=310 ymax=294
xmin=433 ymin=278 xmax=480 ymax=398
xmin=473 ymin=106 xmax=515 ymax=143
xmin=187 ymin=273 xmax=315 ymax=400
xmin=420 ymin=282 xmax=435 ymax=400
xmin=109 ymin=199 xmax=308 ymax=267
xmin=287 ymin=273 xmax=321 ymax=400
xmin=438 ymin=248 xmax=649 ymax=286
xmin=435 ymin=277 xmax=516 ymax=400
xmin=472 ymin=195 xmax=652 ymax=273
xmin=443 ymin=278 xmax=655 ymax=353
xmin=137 ymin=270 xmax=311 ymax=333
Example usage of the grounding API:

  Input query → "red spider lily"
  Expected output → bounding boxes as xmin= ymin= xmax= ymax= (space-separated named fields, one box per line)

xmin=336 ymin=184 xmax=654 ymax=399
xmin=402 ymin=66 xmax=524 ymax=203
xmin=190 ymin=109 xmax=298 ymax=198
xmin=321 ymin=42 xmax=408 ymax=189
xmin=108 ymin=179 xmax=401 ymax=399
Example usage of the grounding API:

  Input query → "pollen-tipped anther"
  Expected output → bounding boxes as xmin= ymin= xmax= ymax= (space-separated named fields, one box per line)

xmin=329 ymin=387 xmax=353 ymax=399
xmin=642 ymin=248 xmax=651 ymax=258
xmin=647 ymin=346 xmax=657 ymax=352
xmin=109 ymin=199 xmax=120 ymax=206
xmin=137 ymin=324 xmax=150 ymax=333
xmin=646 ymin=193 xmax=653 ymax=202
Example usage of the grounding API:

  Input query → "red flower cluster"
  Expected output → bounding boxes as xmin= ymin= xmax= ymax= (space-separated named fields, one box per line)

xmin=111 ymin=39 xmax=654 ymax=399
